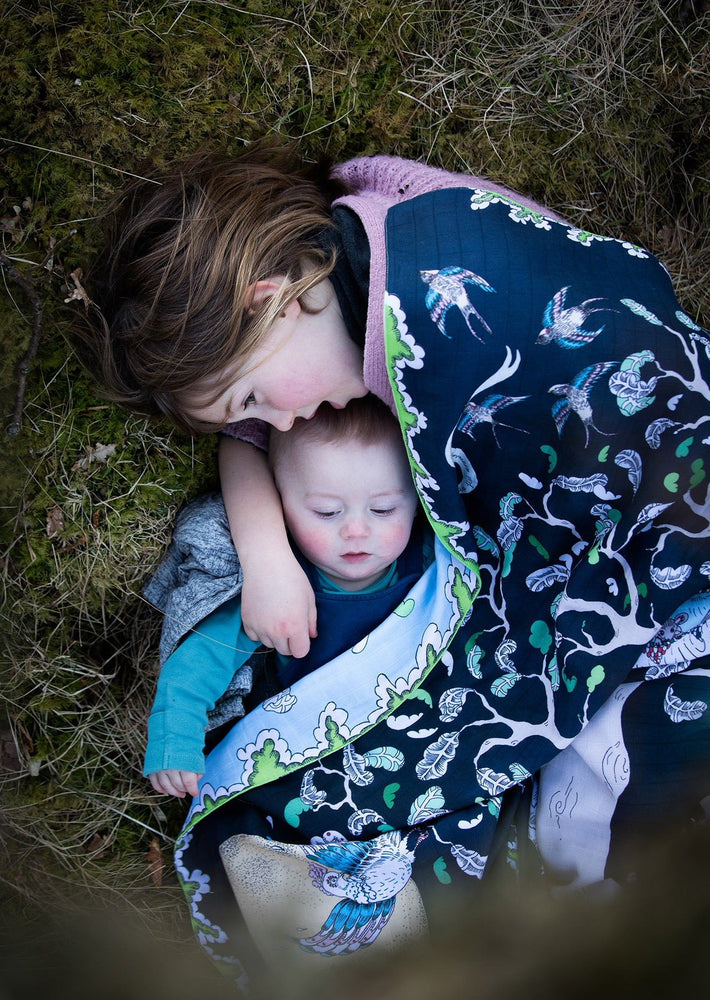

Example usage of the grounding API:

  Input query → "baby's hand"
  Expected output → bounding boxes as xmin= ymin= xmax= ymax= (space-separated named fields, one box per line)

xmin=240 ymin=552 xmax=317 ymax=658
xmin=149 ymin=769 xmax=202 ymax=799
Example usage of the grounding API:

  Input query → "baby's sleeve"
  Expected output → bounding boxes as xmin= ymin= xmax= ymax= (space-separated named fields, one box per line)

xmin=143 ymin=606 xmax=261 ymax=775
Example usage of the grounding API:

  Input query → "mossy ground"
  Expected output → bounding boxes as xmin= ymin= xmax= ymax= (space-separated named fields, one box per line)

xmin=1 ymin=0 xmax=709 ymax=992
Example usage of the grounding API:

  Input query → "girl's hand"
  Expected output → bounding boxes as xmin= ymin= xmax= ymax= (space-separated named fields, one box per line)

xmin=240 ymin=551 xmax=317 ymax=658
xmin=218 ymin=436 xmax=317 ymax=656
xmin=149 ymin=769 xmax=202 ymax=798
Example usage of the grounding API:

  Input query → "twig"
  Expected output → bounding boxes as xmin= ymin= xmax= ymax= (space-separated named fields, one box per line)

xmin=0 ymin=137 xmax=162 ymax=185
xmin=1 ymin=254 xmax=44 ymax=437
xmin=41 ymin=229 xmax=79 ymax=272
xmin=63 ymin=785 xmax=177 ymax=843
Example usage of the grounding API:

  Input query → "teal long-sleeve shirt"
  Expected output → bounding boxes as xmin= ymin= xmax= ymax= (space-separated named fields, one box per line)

xmin=143 ymin=596 xmax=261 ymax=776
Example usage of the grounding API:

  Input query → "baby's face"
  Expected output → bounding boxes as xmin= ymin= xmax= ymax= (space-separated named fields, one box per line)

xmin=275 ymin=434 xmax=418 ymax=591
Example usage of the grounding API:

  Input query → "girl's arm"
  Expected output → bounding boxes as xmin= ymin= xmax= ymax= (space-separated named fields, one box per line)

xmin=219 ymin=436 xmax=317 ymax=657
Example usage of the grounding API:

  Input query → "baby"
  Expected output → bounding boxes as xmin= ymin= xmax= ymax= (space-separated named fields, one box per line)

xmin=145 ymin=395 xmax=424 ymax=798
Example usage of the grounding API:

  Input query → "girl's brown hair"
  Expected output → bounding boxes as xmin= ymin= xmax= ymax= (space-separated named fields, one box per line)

xmin=75 ymin=143 xmax=349 ymax=433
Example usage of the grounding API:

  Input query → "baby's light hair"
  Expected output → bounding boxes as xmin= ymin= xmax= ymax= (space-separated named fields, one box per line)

xmin=269 ymin=395 xmax=404 ymax=480
xmin=73 ymin=142 xmax=350 ymax=434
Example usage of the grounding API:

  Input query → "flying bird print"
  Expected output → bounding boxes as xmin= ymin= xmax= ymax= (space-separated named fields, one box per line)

xmin=549 ymin=361 xmax=618 ymax=445
xmin=298 ymin=830 xmax=424 ymax=956
xmin=420 ymin=266 xmax=496 ymax=340
xmin=537 ymin=286 xmax=616 ymax=348
xmin=456 ymin=392 xmax=530 ymax=446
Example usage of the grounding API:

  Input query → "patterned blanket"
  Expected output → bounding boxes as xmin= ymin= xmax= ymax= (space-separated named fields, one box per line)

xmin=172 ymin=189 xmax=710 ymax=988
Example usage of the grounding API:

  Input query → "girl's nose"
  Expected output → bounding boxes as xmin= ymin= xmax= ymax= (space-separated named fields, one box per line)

xmin=271 ymin=411 xmax=296 ymax=431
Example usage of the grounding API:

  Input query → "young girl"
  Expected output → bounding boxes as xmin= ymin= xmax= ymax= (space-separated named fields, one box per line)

xmin=78 ymin=143 xmax=710 ymax=977
xmin=80 ymin=144 xmax=565 ymax=659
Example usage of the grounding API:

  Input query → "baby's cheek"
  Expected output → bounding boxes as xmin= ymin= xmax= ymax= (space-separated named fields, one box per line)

xmin=382 ymin=522 xmax=413 ymax=554
xmin=290 ymin=525 xmax=331 ymax=562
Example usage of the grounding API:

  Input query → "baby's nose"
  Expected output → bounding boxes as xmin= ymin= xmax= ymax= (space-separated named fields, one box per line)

xmin=341 ymin=516 xmax=368 ymax=538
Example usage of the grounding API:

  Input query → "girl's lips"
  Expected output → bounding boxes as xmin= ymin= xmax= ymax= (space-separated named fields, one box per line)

xmin=341 ymin=552 xmax=370 ymax=563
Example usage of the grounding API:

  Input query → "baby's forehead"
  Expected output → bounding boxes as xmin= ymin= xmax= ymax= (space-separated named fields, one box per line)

xmin=280 ymin=433 xmax=413 ymax=497
xmin=282 ymin=430 xmax=403 ymax=466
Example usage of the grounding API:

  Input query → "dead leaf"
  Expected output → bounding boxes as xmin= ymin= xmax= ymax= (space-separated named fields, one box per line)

xmin=45 ymin=505 xmax=66 ymax=539
xmin=71 ymin=442 xmax=117 ymax=472
xmin=85 ymin=833 xmax=109 ymax=859
xmin=0 ymin=723 xmax=22 ymax=774
xmin=0 ymin=213 xmax=23 ymax=242
xmin=15 ymin=718 xmax=34 ymax=759
xmin=64 ymin=267 xmax=91 ymax=309
xmin=147 ymin=837 xmax=164 ymax=887
xmin=57 ymin=534 xmax=87 ymax=553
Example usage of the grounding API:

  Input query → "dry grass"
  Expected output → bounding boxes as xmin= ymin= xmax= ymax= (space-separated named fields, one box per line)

xmin=1 ymin=0 xmax=709 ymax=987
xmin=1 ymin=365 xmax=212 ymax=942
xmin=392 ymin=1 xmax=710 ymax=311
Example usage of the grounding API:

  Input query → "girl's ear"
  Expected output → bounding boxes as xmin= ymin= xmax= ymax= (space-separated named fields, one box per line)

xmin=245 ymin=277 xmax=301 ymax=319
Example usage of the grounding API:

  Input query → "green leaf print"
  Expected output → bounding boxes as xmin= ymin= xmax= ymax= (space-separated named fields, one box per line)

xmin=247 ymin=738 xmax=290 ymax=786
xmin=283 ymin=797 xmax=310 ymax=828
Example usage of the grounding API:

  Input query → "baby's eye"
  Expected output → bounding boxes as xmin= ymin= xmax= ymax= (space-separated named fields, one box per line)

xmin=242 ymin=392 xmax=256 ymax=410
xmin=371 ymin=507 xmax=396 ymax=516
xmin=314 ymin=510 xmax=338 ymax=519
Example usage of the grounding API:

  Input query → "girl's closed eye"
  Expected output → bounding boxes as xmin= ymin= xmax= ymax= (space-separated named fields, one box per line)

xmin=313 ymin=508 xmax=340 ymax=519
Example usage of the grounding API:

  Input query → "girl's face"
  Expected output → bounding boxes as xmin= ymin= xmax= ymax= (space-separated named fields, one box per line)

xmin=183 ymin=281 xmax=367 ymax=432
